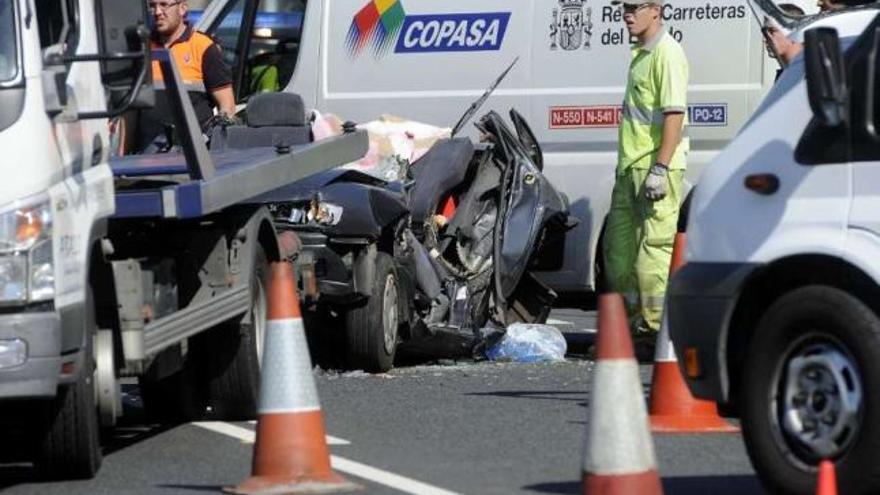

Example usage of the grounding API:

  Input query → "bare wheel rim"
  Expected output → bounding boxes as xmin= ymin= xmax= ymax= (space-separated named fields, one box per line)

xmin=382 ymin=273 xmax=398 ymax=356
xmin=774 ymin=335 xmax=863 ymax=461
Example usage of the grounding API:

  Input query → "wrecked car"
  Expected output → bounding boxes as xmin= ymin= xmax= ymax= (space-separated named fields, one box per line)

xmin=252 ymin=100 xmax=575 ymax=372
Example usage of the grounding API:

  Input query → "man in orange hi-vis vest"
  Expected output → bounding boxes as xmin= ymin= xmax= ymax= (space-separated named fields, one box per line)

xmin=136 ymin=0 xmax=235 ymax=152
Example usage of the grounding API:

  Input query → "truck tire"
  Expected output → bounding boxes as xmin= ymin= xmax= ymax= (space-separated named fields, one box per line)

xmin=741 ymin=286 xmax=880 ymax=495
xmin=199 ymin=245 xmax=268 ymax=420
xmin=344 ymin=252 xmax=399 ymax=373
xmin=33 ymin=345 xmax=102 ymax=479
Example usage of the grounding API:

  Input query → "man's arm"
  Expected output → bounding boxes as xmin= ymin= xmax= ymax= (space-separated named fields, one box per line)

xmin=211 ymin=85 xmax=235 ymax=116
xmin=656 ymin=112 xmax=684 ymax=167
xmin=201 ymin=40 xmax=235 ymax=115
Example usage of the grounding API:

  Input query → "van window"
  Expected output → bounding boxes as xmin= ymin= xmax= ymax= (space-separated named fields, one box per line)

xmin=210 ymin=0 xmax=248 ymax=72
xmin=241 ymin=0 xmax=306 ymax=100
xmin=795 ymin=28 xmax=877 ymax=165
xmin=34 ymin=0 xmax=79 ymax=54
xmin=0 ymin=0 xmax=18 ymax=83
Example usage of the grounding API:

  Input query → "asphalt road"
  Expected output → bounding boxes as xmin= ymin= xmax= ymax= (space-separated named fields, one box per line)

xmin=0 ymin=310 xmax=766 ymax=495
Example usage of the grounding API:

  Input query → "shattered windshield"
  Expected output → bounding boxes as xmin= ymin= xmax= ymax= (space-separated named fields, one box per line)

xmin=0 ymin=0 xmax=18 ymax=84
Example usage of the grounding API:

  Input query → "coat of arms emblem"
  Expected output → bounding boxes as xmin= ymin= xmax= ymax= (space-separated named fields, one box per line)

xmin=550 ymin=0 xmax=593 ymax=51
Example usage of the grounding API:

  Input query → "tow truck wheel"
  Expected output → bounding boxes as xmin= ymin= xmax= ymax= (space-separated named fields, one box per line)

xmin=344 ymin=252 xmax=399 ymax=373
xmin=94 ymin=329 xmax=120 ymax=429
xmin=34 ymin=332 xmax=102 ymax=479
xmin=198 ymin=245 xmax=268 ymax=420
xmin=741 ymin=286 xmax=880 ymax=495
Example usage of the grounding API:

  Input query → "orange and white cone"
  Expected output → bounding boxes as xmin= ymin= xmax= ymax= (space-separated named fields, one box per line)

xmin=816 ymin=460 xmax=837 ymax=495
xmin=648 ymin=233 xmax=738 ymax=434
xmin=227 ymin=262 xmax=357 ymax=494
xmin=582 ymin=293 xmax=663 ymax=495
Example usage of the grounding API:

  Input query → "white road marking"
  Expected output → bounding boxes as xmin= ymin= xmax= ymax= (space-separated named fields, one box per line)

xmin=546 ymin=318 xmax=573 ymax=326
xmin=194 ymin=421 xmax=465 ymax=495
xmin=193 ymin=421 xmax=349 ymax=445
xmin=329 ymin=456 xmax=464 ymax=495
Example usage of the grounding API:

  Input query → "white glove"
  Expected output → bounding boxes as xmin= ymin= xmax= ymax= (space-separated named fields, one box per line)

xmin=644 ymin=163 xmax=669 ymax=202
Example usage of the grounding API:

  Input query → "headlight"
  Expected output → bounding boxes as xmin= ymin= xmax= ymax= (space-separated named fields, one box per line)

xmin=0 ymin=194 xmax=53 ymax=304
xmin=308 ymin=199 xmax=343 ymax=226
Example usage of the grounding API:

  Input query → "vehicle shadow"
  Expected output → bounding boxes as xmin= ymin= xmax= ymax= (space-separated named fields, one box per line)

xmin=524 ymin=474 xmax=765 ymax=494
xmin=0 ymin=383 xmax=178 ymax=489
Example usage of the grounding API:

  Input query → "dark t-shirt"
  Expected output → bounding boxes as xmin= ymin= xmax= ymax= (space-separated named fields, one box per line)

xmin=135 ymin=24 xmax=233 ymax=152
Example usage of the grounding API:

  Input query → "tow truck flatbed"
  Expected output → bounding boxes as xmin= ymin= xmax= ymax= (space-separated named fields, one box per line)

xmin=110 ymin=131 xmax=367 ymax=219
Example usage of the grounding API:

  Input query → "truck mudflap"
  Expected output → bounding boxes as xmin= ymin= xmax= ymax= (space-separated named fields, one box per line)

xmin=0 ymin=312 xmax=63 ymax=398
xmin=666 ymin=261 xmax=760 ymax=403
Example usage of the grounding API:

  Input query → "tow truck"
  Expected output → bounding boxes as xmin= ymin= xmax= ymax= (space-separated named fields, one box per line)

xmin=0 ymin=0 xmax=365 ymax=479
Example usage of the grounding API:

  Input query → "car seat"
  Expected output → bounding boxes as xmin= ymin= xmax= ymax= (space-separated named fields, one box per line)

xmin=215 ymin=92 xmax=312 ymax=149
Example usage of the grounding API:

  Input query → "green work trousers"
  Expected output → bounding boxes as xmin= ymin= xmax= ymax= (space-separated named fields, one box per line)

xmin=603 ymin=167 xmax=684 ymax=334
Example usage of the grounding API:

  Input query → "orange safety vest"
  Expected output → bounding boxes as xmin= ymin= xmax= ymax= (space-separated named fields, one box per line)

xmin=150 ymin=25 xmax=214 ymax=93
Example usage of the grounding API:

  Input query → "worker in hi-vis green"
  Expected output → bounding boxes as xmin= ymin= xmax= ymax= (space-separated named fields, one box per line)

xmin=604 ymin=0 xmax=689 ymax=355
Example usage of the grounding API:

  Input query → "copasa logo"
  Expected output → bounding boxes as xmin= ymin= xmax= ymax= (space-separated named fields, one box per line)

xmin=347 ymin=0 xmax=510 ymax=58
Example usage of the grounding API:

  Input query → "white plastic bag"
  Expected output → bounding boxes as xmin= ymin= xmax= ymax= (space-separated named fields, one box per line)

xmin=485 ymin=323 xmax=567 ymax=363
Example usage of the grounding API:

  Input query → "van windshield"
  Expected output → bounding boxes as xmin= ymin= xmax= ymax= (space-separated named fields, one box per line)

xmin=0 ymin=0 xmax=18 ymax=84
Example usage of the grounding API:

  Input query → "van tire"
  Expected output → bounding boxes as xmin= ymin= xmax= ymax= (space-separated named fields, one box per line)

xmin=741 ymin=286 xmax=880 ymax=495
xmin=34 ymin=347 xmax=102 ymax=479
xmin=344 ymin=252 xmax=398 ymax=373
xmin=200 ymin=245 xmax=268 ymax=420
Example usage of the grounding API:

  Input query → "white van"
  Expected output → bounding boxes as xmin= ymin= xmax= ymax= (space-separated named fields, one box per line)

xmin=667 ymin=5 xmax=880 ymax=494
xmin=195 ymin=0 xmax=778 ymax=300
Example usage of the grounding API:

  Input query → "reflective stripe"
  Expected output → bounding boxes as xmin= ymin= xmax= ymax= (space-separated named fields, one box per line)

xmin=641 ymin=294 xmax=666 ymax=309
xmin=153 ymin=81 xmax=207 ymax=93
xmin=621 ymin=103 xmax=690 ymax=137
xmin=622 ymin=102 xmax=664 ymax=126
xmin=583 ymin=359 xmax=658 ymax=474
xmin=258 ymin=318 xmax=321 ymax=414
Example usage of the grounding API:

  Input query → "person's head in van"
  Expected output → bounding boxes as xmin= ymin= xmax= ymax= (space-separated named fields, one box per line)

xmin=817 ymin=0 xmax=876 ymax=11
xmin=611 ymin=0 xmax=662 ymax=44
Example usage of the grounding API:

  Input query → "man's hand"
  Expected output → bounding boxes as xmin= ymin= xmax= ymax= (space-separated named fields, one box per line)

xmin=644 ymin=163 xmax=669 ymax=201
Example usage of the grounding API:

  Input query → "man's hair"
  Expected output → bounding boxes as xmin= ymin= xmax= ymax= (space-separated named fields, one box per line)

xmin=839 ymin=0 xmax=876 ymax=6
xmin=778 ymin=3 xmax=805 ymax=15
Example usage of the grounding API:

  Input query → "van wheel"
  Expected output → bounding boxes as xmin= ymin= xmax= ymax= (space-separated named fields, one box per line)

xmin=741 ymin=286 xmax=880 ymax=495
xmin=199 ymin=245 xmax=268 ymax=420
xmin=344 ymin=253 xmax=399 ymax=373
xmin=34 ymin=337 xmax=102 ymax=479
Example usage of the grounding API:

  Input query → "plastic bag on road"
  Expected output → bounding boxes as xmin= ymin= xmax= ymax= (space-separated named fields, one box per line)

xmin=484 ymin=323 xmax=567 ymax=363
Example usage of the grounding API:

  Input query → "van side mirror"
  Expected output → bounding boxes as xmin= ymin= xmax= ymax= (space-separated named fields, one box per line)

xmin=95 ymin=0 xmax=154 ymax=113
xmin=52 ymin=0 xmax=154 ymax=119
xmin=804 ymin=27 xmax=848 ymax=127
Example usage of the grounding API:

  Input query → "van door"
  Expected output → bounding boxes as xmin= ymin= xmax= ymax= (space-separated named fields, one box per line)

xmin=846 ymin=21 xmax=880 ymax=252
xmin=200 ymin=0 xmax=310 ymax=104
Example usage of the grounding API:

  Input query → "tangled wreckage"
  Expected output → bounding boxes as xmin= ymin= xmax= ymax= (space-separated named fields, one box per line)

xmin=245 ymin=105 xmax=575 ymax=371
xmin=222 ymin=64 xmax=576 ymax=371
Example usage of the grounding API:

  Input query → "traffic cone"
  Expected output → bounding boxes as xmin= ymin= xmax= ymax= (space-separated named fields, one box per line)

xmin=227 ymin=262 xmax=358 ymax=494
xmin=582 ymin=293 xmax=663 ymax=495
xmin=816 ymin=460 xmax=837 ymax=495
xmin=648 ymin=233 xmax=738 ymax=433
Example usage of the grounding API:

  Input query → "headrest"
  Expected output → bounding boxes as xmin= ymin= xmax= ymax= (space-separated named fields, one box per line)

xmin=246 ymin=92 xmax=306 ymax=127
